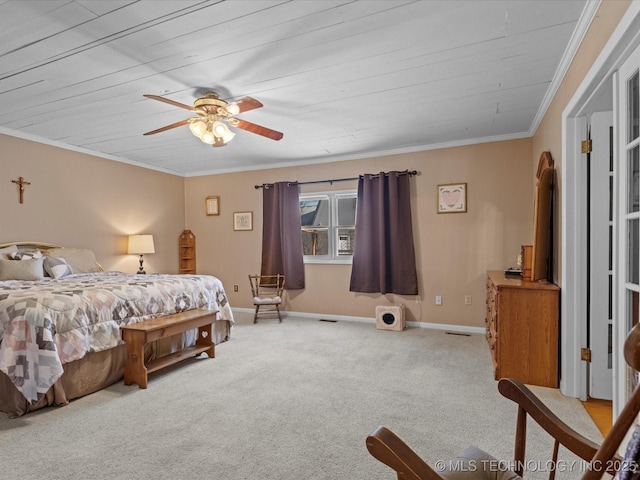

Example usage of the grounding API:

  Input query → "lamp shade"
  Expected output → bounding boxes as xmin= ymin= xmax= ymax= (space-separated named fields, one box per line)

xmin=127 ymin=235 xmax=155 ymax=254
xmin=189 ymin=119 xmax=206 ymax=137
xmin=212 ymin=121 xmax=235 ymax=143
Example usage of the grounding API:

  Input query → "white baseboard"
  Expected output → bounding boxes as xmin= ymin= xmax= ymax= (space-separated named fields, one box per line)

xmin=231 ymin=308 xmax=485 ymax=335
xmin=407 ymin=321 xmax=485 ymax=335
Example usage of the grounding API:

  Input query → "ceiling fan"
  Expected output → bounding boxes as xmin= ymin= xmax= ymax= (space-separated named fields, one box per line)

xmin=142 ymin=92 xmax=284 ymax=147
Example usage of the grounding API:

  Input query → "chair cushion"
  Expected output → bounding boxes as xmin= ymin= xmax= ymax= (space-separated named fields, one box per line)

xmin=439 ymin=446 xmax=522 ymax=480
xmin=253 ymin=296 xmax=282 ymax=305
xmin=617 ymin=423 xmax=640 ymax=480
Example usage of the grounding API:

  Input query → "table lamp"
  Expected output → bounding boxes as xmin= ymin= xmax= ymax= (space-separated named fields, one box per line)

xmin=127 ymin=234 xmax=155 ymax=274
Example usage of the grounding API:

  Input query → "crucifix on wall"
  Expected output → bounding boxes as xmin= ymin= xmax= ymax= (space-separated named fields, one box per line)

xmin=11 ymin=176 xmax=31 ymax=204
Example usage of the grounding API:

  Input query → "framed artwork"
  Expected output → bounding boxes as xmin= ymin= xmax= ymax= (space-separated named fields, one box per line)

xmin=233 ymin=211 xmax=253 ymax=231
xmin=437 ymin=183 xmax=467 ymax=213
xmin=205 ymin=196 xmax=220 ymax=216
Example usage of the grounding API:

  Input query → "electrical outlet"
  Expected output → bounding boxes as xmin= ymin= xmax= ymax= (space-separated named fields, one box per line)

xmin=435 ymin=295 xmax=442 ymax=306
xmin=233 ymin=284 xmax=239 ymax=292
xmin=464 ymin=295 xmax=472 ymax=305
xmin=415 ymin=296 xmax=421 ymax=303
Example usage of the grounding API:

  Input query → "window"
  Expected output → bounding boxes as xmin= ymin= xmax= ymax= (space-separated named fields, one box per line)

xmin=300 ymin=190 xmax=357 ymax=263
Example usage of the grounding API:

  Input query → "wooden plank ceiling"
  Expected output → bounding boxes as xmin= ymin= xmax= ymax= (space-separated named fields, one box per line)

xmin=0 ymin=0 xmax=589 ymax=176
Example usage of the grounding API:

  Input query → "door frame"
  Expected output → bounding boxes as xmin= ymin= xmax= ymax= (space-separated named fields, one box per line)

xmin=562 ymin=2 xmax=640 ymax=417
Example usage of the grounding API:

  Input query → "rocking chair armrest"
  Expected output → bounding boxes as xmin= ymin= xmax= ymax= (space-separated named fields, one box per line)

xmin=367 ymin=426 xmax=445 ymax=480
xmin=497 ymin=378 xmax=603 ymax=463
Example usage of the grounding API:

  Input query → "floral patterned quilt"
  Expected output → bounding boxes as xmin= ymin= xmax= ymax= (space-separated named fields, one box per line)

xmin=0 ymin=272 xmax=234 ymax=404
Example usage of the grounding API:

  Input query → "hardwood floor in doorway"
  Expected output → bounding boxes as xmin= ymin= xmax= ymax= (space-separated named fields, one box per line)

xmin=582 ymin=398 xmax=613 ymax=437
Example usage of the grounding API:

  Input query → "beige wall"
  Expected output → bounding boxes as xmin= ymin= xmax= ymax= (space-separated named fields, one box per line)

xmin=0 ymin=127 xmax=534 ymax=329
xmin=532 ymin=0 xmax=632 ymax=282
xmin=3 ymin=1 xmax=629 ymax=329
xmin=0 ymin=134 xmax=185 ymax=274
xmin=186 ymin=138 xmax=534 ymax=327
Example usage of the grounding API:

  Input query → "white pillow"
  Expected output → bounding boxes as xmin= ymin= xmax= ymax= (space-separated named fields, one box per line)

xmin=0 ymin=258 xmax=44 ymax=281
xmin=43 ymin=256 xmax=74 ymax=279
xmin=0 ymin=245 xmax=18 ymax=259
xmin=7 ymin=249 xmax=43 ymax=260
xmin=45 ymin=248 xmax=99 ymax=273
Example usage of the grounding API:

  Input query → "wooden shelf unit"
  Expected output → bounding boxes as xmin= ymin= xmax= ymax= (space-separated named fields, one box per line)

xmin=179 ymin=230 xmax=196 ymax=274
xmin=486 ymin=270 xmax=559 ymax=388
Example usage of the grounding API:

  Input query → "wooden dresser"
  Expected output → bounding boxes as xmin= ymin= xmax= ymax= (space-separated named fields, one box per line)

xmin=485 ymin=270 xmax=559 ymax=388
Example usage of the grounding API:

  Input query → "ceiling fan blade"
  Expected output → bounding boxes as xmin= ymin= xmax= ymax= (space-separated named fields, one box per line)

xmin=144 ymin=94 xmax=195 ymax=111
xmin=143 ymin=118 xmax=191 ymax=136
xmin=230 ymin=96 xmax=263 ymax=114
xmin=232 ymin=119 xmax=283 ymax=141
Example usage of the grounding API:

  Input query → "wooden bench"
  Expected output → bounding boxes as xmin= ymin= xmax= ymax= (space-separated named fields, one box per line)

xmin=120 ymin=308 xmax=217 ymax=389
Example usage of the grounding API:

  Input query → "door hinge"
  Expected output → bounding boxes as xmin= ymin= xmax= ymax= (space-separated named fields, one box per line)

xmin=582 ymin=139 xmax=592 ymax=154
xmin=581 ymin=347 xmax=592 ymax=362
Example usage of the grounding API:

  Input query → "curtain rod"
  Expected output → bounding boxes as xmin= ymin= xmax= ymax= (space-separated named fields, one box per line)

xmin=254 ymin=170 xmax=418 ymax=189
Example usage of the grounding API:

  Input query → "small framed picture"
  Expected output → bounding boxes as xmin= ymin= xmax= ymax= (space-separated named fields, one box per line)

xmin=437 ymin=183 xmax=467 ymax=213
xmin=205 ymin=196 xmax=220 ymax=216
xmin=233 ymin=211 xmax=253 ymax=231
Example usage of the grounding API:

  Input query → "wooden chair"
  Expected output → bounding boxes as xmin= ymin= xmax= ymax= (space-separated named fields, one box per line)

xmin=248 ymin=274 xmax=285 ymax=323
xmin=367 ymin=322 xmax=640 ymax=480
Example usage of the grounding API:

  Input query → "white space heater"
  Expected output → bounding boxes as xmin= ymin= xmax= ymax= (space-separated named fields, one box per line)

xmin=375 ymin=304 xmax=406 ymax=331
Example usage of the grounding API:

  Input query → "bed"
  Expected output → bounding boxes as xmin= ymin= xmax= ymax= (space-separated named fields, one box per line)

xmin=0 ymin=242 xmax=234 ymax=418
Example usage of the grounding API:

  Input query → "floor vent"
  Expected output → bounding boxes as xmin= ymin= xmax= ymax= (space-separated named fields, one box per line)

xmin=445 ymin=331 xmax=471 ymax=336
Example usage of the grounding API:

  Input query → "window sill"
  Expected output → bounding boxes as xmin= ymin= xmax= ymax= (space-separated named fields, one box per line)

xmin=303 ymin=258 xmax=353 ymax=265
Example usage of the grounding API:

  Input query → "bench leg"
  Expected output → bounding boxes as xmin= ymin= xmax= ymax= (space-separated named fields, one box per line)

xmin=122 ymin=330 xmax=148 ymax=389
xmin=197 ymin=324 xmax=215 ymax=358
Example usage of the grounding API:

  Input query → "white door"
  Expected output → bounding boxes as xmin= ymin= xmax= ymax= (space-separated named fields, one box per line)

xmin=589 ymin=111 xmax=614 ymax=400
xmin=615 ymin=42 xmax=640 ymax=416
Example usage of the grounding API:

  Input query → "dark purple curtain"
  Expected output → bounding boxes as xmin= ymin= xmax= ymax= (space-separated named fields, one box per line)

xmin=349 ymin=171 xmax=418 ymax=295
xmin=261 ymin=182 xmax=305 ymax=289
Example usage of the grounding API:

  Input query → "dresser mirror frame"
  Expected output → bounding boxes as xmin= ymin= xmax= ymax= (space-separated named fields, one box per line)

xmin=531 ymin=151 xmax=555 ymax=282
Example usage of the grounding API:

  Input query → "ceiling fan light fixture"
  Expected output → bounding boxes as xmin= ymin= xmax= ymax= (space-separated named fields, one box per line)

xmin=225 ymin=103 xmax=240 ymax=116
xmin=189 ymin=119 xmax=206 ymax=137
xmin=212 ymin=121 xmax=227 ymax=136
xmin=212 ymin=121 xmax=235 ymax=143
xmin=200 ymin=130 xmax=215 ymax=144
xmin=221 ymin=129 xmax=235 ymax=144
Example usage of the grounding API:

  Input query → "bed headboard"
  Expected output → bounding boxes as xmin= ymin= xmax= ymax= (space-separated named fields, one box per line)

xmin=0 ymin=242 xmax=104 ymax=271
xmin=0 ymin=241 xmax=62 ymax=250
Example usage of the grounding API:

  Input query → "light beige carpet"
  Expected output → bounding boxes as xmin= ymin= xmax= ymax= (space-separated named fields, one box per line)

xmin=0 ymin=316 xmax=602 ymax=479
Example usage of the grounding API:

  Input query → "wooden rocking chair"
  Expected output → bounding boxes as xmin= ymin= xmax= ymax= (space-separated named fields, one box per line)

xmin=367 ymin=322 xmax=640 ymax=480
